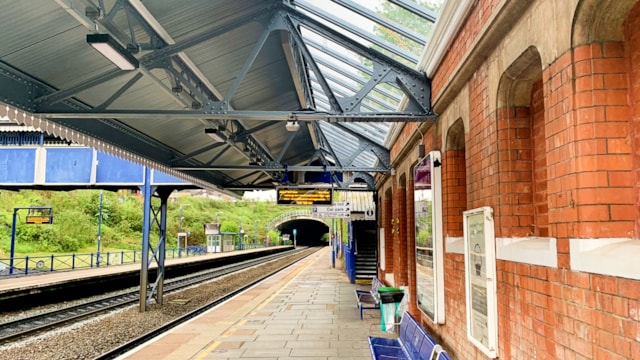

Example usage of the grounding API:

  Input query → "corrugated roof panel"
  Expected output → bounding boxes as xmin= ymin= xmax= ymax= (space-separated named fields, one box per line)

xmin=0 ymin=0 xmax=443 ymax=191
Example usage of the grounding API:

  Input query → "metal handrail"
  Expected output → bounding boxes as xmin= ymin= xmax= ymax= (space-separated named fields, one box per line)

xmin=0 ymin=245 xmax=208 ymax=277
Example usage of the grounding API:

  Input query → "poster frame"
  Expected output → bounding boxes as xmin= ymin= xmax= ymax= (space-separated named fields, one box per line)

xmin=463 ymin=206 xmax=498 ymax=358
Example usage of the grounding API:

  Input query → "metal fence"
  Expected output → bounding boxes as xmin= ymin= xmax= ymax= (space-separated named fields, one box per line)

xmin=0 ymin=245 xmax=208 ymax=277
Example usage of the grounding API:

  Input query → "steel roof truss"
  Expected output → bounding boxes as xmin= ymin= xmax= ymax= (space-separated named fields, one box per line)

xmin=205 ymin=145 xmax=230 ymax=166
xmin=170 ymin=56 xmax=222 ymax=103
xmin=172 ymin=142 xmax=226 ymax=163
xmin=281 ymin=32 xmax=313 ymax=109
xmin=142 ymin=9 xmax=275 ymax=67
xmin=286 ymin=6 xmax=432 ymax=115
xmin=224 ymin=16 xmax=278 ymax=103
xmin=163 ymin=61 xmax=210 ymax=107
xmin=341 ymin=141 xmax=371 ymax=167
xmin=236 ymin=121 xmax=280 ymax=137
xmin=283 ymin=12 xmax=342 ymax=113
xmin=337 ymin=65 xmax=392 ymax=112
xmin=306 ymin=39 xmax=402 ymax=103
xmin=314 ymin=123 xmax=343 ymax=168
xmin=277 ymin=130 xmax=298 ymax=162
xmin=96 ymin=72 xmax=144 ymax=110
xmin=349 ymin=171 xmax=376 ymax=189
xmin=310 ymin=83 xmax=387 ymax=113
xmin=370 ymin=144 xmax=391 ymax=169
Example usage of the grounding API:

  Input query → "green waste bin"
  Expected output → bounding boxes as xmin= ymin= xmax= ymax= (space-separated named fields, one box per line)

xmin=377 ymin=287 xmax=404 ymax=332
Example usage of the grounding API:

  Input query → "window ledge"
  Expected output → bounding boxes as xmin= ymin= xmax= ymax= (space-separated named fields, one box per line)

xmin=570 ymin=238 xmax=640 ymax=280
xmin=496 ymin=237 xmax=557 ymax=268
xmin=445 ymin=236 xmax=464 ymax=254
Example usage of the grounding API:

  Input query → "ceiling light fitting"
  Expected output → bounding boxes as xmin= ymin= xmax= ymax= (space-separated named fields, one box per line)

xmin=86 ymin=34 xmax=139 ymax=70
xmin=286 ymin=121 xmax=300 ymax=132
xmin=204 ymin=127 xmax=225 ymax=142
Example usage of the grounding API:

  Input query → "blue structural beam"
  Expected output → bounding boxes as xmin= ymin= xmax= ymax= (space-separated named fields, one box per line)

xmin=0 ymin=146 xmax=188 ymax=188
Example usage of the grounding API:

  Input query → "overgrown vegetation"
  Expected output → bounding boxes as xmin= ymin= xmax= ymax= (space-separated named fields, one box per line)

xmin=0 ymin=190 xmax=308 ymax=256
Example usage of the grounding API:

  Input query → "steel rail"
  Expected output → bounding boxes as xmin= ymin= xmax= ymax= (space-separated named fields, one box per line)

xmin=0 ymin=248 xmax=312 ymax=344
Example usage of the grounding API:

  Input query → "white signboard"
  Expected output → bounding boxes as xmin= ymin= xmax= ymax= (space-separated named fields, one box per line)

xmin=312 ymin=202 xmax=351 ymax=218
xmin=463 ymin=206 xmax=498 ymax=358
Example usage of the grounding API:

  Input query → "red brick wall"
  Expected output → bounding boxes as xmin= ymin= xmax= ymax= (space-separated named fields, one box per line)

xmin=442 ymin=150 xmax=467 ymax=238
xmin=495 ymin=106 xmax=534 ymax=238
xmin=569 ymin=41 xmax=633 ymax=238
xmin=431 ymin=0 xmax=497 ymax=99
xmin=406 ymin=177 xmax=418 ymax=313
xmin=467 ymin=66 xmax=499 ymax=209
xmin=544 ymin=49 xmax=575 ymax=269
xmin=382 ymin=190 xmax=393 ymax=278
xmin=386 ymin=2 xmax=640 ymax=359
xmin=395 ymin=177 xmax=408 ymax=286
xmin=531 ymin=78 xmax=549 ymax=237
xmin=626 ymin=0 xmax=640 ymax=236
xmin=438 ymin=150 xmax=470 ymax=357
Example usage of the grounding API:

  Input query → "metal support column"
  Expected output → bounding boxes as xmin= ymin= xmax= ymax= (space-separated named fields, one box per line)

xmin=139 ymin=168 xmax=172 ymax=311
xmin=139 ymin=167 xmax=152 ymax=312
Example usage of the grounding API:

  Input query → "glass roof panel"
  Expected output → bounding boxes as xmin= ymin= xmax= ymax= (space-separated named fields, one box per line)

xmin=293 ymin=0 xmax=444 ymax=168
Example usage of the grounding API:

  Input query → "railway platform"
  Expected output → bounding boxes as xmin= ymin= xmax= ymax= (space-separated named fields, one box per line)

xmin=119 ymin=246 xmax=390 ymax=360
xmin=0 ymin=246 xmax=293 ymax=303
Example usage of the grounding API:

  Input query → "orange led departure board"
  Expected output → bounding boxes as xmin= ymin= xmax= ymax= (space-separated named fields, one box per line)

xmin=277 ymin=188 xmax=332 ymax=205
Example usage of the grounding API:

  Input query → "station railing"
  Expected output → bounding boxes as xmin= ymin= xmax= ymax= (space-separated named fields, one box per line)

xmin=0 ymin=244 xmax=259 ymax=277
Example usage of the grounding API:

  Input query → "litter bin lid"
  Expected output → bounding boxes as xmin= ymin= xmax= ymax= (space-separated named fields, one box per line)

xmin=377 ymin=287 xmax=403 ymax=293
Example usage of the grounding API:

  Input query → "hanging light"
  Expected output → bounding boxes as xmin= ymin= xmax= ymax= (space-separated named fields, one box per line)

xmin=86 ymin=34 xmax=139 ymax=70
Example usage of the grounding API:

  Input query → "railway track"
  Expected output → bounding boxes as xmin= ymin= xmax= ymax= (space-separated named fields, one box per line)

xmin=0 ymin=248 xmax=314 ymax=344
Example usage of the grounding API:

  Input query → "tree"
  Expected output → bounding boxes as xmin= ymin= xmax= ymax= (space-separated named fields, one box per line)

xmin=374 ymin=0 xmax=443 ymax=60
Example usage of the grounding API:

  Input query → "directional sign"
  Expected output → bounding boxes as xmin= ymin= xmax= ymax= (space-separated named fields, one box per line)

xmin=312 ymin=202 xmax=351 ymax=219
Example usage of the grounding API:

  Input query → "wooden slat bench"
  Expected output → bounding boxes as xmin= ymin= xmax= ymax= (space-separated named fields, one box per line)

xmin=355 ymin=276 xmax=383 ymax=320
xmin=368 ymin=312 xmax=451 ymax=360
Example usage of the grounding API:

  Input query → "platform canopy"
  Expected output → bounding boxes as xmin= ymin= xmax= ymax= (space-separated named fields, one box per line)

xmin=0 ymin=0 xmax=442 ymax=193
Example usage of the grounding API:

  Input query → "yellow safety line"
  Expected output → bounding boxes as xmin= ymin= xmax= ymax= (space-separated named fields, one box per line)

xmin=193 ymin=249 xmax=323 ymax=360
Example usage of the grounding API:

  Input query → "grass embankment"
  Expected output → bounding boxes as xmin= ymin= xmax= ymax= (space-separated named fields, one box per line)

xmin=0 ymin=190 xmax=301 ymax=258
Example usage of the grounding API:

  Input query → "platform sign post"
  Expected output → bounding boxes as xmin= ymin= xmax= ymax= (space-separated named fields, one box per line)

xmin=96 ymin=190 xmax=103 ymax=267
xmin=10 ymin=206 xmax=53 ymax=275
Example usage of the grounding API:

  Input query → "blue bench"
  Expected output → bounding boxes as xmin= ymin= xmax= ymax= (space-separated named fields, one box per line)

xmin=355 ymin=277 xmax=383 ymax=320
xmin=368 ymin=312 xmax=451 ymax=360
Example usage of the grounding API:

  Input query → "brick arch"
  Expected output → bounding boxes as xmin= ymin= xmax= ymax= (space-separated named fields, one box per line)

xmin=572 ymin=0 xmax=638 ymax=46
xmin=445 ymin=118 xmax=466 ymax=151
xmin=497 ymin=47 xmax=542 ymax=108
xmin=495 ymin=46 xmax=546 ymax=237
xmin=443 ymin=118 xmax=467 ymax=237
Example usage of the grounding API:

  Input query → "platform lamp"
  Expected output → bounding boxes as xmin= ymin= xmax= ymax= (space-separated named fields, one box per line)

xmin=86 ymin=34 xmax=139 ymax=70
xmin=215 ymin=211 xmax=223 ymax=224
